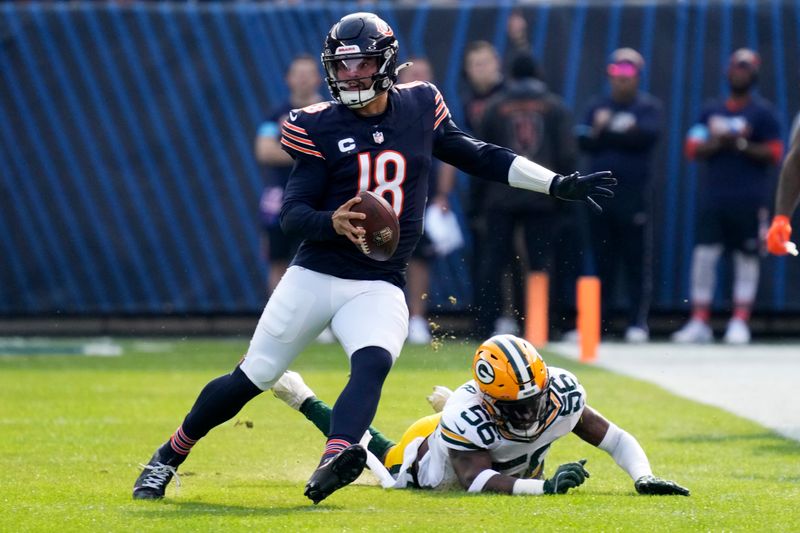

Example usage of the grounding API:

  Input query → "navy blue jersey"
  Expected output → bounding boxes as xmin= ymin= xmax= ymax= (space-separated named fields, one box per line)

xmin=280 ymin=81 xmax=516 ymax=287
xmin=686 ymin=96 xmax=782 ymax=208
xmin=578 ymin=92 xmax=662 ymax=205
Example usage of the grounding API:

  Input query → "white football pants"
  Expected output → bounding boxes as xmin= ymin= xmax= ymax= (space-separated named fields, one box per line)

xmin=240 ymin=266 xmax=409 ymax=390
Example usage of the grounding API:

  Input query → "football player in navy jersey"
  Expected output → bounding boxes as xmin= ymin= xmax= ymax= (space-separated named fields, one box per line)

xmin=132 ymin=12 xmax=616 ymax=505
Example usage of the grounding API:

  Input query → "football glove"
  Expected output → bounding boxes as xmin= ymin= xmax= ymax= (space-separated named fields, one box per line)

xmin=426 ymin=385 xmax=453 ymax=413
xmin=543 ymin=459 xmax=590 ymax=495
xmin=766 ymin=215 xmax=796 ymax=256
xmin=634 ymin=475 xmax=690 ymax=496
xmin=549 ymin=171 xmax=616 ymax=214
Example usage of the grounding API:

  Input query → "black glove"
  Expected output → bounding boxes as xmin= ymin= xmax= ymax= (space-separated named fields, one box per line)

xmin=635 ymin=475 xmax=690 ymax=496
xmin=549 ymin=171 xmax=616 ymax=213
xmin=543 ymin=459 xmax=590 ymax=495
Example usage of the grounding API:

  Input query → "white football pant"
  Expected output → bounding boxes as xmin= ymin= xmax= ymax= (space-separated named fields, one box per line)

xmin=240 ymin=266 xmax=408 ymax=390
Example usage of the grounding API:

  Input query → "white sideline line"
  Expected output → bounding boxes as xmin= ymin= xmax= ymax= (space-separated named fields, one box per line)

xmin=548 ymin=341 xmax=800 ymax=442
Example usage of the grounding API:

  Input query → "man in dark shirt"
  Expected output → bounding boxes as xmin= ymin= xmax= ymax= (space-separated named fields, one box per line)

xmin=476 ymin=53 xmax=578 ymax=338
xmin=577 ymin=48 xmax=663 ymax=342
xmin=673 ymin=49 xmax=783 ymax=344
xmin=132 ymin=12 xmax=615 ymax=505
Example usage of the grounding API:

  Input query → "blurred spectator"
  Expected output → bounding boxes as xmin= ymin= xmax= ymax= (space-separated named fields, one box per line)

xmin=458 ymin=41 xmax=513 ymax=335
xmin=255 ymin=55 xmax=323 ymax=296
xmin=461 ymin=41 xmax=505 ymax=133
xmin=475 ymin=53 xmax=577 ymax=338
xmin=672 ymin=49 xmax=783 ymax=344
xmin=576 ymin=48 xmax=663 ymax=343
xmin=396 ymin=57 xmax=457 ymax=344
xmin=504 ymin=9 xmax=530 ymax=74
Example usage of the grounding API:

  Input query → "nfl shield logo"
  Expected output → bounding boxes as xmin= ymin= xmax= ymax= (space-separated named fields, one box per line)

xmin=372 ymin=131 xmax=384 ymax=144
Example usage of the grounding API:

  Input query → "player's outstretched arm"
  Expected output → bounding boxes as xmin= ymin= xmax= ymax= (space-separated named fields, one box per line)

xmin=572 ymin=405 xmax=690 ymax=496
xmin=767 ymin=130 xmax=800 ymax=256
xmin=448 ymin=449 xmax=588 ymax=495
xmin=432 ymin=119 xmax=616 ymax=213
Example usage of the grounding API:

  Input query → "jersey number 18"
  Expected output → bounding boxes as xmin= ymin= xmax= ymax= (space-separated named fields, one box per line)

xmin=357 ymin=151 xmax=407 ymax=216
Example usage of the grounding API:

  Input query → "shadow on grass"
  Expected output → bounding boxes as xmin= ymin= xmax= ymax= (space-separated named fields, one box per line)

xmin=128 ymin=500 xmax=344 ymax=517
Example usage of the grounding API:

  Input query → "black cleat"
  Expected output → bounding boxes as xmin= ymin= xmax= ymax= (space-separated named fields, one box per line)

xmin=132 ymin=449 xmax=181 ymax=500
xmin=304 ymin=444 xmax=367 ymax=504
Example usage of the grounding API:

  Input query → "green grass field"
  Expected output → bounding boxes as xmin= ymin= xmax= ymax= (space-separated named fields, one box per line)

xmin=2 ymin=338 xmax=798 ymax=532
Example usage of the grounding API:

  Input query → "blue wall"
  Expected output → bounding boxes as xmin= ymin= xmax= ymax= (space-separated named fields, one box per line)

xmin=2 ymin=1 xmax=800 ymax=315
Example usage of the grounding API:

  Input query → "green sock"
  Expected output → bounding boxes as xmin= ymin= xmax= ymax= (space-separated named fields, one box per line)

xmin=299 ymin=398 xmax=396 ymax=459
xmin=299 ymin=397 xmax=332 ymax=436
xmin=366 ymin=427 xmax=395 ymax=460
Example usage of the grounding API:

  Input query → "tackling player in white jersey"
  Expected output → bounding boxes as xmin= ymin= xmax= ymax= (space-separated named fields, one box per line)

xmin=273 ymin=334 xmax=689 ymax=496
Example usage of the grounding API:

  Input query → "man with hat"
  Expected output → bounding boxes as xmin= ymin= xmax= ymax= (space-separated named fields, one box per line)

xmin=577 ymin=47 xmax=663 ymax=343
xmin=673 ymin=48 xmax=783 ymax=344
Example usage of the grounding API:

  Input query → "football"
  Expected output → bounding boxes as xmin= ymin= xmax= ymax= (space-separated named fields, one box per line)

xmin=351 ymin=191 xmax=400 ymax=261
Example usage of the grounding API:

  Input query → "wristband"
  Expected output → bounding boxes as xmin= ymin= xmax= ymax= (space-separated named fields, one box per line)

xmin=508 ymin=156 xmax=557 ymax=194
xmin=467 ymin=469 xmax=500 ymax=493
xmin=512 ymin=478 xmax=545 ymax=495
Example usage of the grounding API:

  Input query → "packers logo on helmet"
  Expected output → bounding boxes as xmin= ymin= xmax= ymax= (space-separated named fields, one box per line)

xmin=472 ymin=334 xmax=552 ymax=442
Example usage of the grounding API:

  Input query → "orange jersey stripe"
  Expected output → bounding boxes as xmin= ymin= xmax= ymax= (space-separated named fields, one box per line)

xmin=281 ymin=138 xmax=324 ymax=159
xmin=282 ymin=121 xmax=308 ymax=135
xmin=281 ymin=128 xmax=316 ymax=147
xmin=434 ymin=107 xmax=449 ymax=130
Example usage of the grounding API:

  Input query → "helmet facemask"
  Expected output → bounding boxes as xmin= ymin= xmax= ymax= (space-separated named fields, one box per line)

xmin=483 ymin=385 xmax=552 ymax=442
xmin=323 ymin=48 xmax=397 ymax=109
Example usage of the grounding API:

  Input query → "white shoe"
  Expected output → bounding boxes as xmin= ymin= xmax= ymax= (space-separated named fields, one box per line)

xmin=272 ymin=370 xmax=315 ymax=411
xmin=493 ymin=316 xmax=519 ymax=336
xmin=407 ymin=315 xmax=432 ymax=344
xmin=625 ymin=326 xmax=649 ymax=343
xmin=671 ymin=319 xmax=713 ymax=344
xmin=723 ymin=318 xmax=751 ymax=345
xmin=426 ymin=385 xmax=453 ymax=413
xmin=316 ymin=327 xmax=335 ymax=344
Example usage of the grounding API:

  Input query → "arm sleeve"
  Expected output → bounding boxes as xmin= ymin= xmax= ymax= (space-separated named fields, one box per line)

xmin=257 ymin=120 xmax=280 ymax=139
xmin=432 ymin=118 xmax=517 ymax=184
xmin=279 ymin=155 xmax=338 ymax=241
xmin=597 ymin=422 xmax=653 ymax=481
